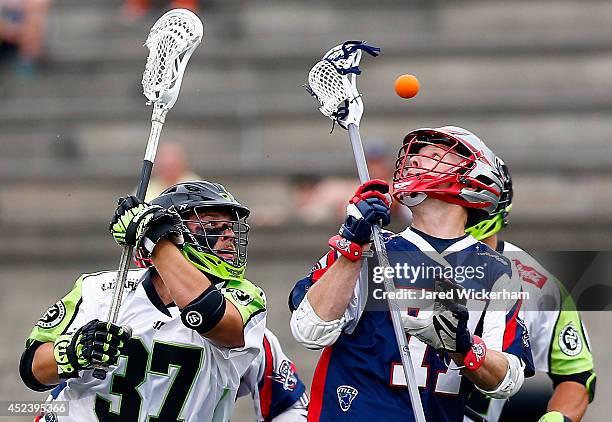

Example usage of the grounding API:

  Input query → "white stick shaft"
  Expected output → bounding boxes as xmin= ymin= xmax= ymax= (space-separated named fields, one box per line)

xmin=348 ymin=123 xmax=427 ymax=422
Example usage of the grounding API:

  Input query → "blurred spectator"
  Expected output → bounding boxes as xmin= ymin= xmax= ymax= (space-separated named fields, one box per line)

xmin=0 ymin=0 xmax=51 ymax=78
xmin=124 ymin=0 xmax=198 ymax=21
xmin=292 ymin=173 xmax=355 ymax=225
xmin=145 ymin=142 xmax=201 ymax=201
xmin=290 ymin=145 xmax=412 ymax=227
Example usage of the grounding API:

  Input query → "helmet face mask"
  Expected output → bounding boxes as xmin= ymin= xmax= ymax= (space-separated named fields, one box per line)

xmin=181 ymin=206 xmax=249 ymax=270
xmin=393 ymin=126 xmax=504 ymax=226
xmin=137 ymin=181 xmax=251 ymax=281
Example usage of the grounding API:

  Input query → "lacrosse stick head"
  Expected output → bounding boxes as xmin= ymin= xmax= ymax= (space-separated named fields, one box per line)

xmin=306 ymin=41 xmax=380 ymax=129
xmin=142 ymin=9 xmax=203 ymax=111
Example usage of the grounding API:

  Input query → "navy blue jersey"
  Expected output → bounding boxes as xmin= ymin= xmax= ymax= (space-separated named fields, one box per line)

xmin=289 ymin=228 xmax=534 ymax=422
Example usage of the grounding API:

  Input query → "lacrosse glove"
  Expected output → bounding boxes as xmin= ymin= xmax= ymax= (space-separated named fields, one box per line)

xmin=53 ymin=320 xmax=132 ymax=379
xmin=339 ymin=179 xmax=392 ymax=245
xmin=538 ymin=412 xmax=572 ymax=422
xmin=110 ymin=195 xmax=184 ymax=253
xmin=402 ymin=278 xmax=473 ymax=353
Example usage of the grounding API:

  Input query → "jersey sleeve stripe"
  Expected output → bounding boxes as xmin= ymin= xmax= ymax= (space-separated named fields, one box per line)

xmin=307 ymin=346 xmax=333 ymax=422
xmin=312 ymin=250 xmax=338 ymax=283
xmin=259 ymin=335 xmax=274 ymax=421
xmin=502 ymin=298 xmax=522 ymax=350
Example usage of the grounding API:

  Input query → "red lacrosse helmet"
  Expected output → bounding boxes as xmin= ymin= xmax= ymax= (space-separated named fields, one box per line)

xmin=392 ymin=126 xmax=504 ymax=226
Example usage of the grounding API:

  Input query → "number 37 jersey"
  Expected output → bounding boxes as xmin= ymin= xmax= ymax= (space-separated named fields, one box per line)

xmin=26 ymin=268 xmax=266 ymax=422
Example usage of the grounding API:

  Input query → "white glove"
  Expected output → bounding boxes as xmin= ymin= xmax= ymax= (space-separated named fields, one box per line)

xmin=402 ymin=278 xmax=473 ymax=353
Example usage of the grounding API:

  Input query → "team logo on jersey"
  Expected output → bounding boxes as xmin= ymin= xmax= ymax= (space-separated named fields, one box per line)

xmin=512 ymin=259 xmax=547 ymax=288
xmin=185 ymin=311 xmax=203 ymax=328
xmin=518 ymin=317 xmax=530 ymax=348
xmin=44 ymin=412 xmax=58 ymax=422
xmin=271 ymin=360 xmax=298 ymax=391
xmin=225 ymin=288 xmax=253 ymax=306
xmin=337 ymin=385 xmax=358 ymax=412
xmin=559 ymin=323 xmax=582 ymax=356
xmin=101 ymin=279 xmax=139 ymax=292
xmin=37 ymin=301 xmax=66 ymax=329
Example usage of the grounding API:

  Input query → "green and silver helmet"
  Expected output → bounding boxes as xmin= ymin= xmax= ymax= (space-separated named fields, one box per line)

xmin=465 ymin=160 xmax=512 ymax=240
xmin=151 ymin=181 xmax=250 ymax=281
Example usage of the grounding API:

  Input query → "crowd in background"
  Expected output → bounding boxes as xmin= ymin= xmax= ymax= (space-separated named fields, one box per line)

xmin=0 ymin=0 xmax=51 ymax=78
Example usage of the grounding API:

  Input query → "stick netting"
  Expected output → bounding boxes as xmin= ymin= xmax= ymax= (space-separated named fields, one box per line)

xmin=142 ymin=10 xmax=202 ymax=102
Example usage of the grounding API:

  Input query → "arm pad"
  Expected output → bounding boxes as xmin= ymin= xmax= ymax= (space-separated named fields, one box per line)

xmin=475 ymin=352 xmax=525 ymax=399
xmin=180 ymin=285 xmax=226 ymax=334
xmin=290 ymin=296 xmax=345 ymax=350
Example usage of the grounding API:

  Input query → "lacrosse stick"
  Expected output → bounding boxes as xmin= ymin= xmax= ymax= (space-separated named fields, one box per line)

xmin=305 ymin=41 xmax=426 ymax=422
xmin=92 ymin=8 xmax=203 ymax=380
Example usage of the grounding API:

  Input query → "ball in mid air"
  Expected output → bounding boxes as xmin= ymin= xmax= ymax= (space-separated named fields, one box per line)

xmin=394 ymin=74 xmax=420 ymax=99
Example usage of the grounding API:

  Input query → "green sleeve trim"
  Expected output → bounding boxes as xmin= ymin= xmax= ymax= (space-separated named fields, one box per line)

xmin=221 ymin=278 xmax=266 ymax=326
xmin=549 ymin=309 xmax=594 ymax=376
xmin=586 ymin=371 xmax=597 ymax=402
xmin=26 ymin=275 xmax=85 ymax=347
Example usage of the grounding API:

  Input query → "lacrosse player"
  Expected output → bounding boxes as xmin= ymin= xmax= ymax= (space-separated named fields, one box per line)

xmin=37 ymin=328 xmax=309 ymax=422
xmin=288 ymin=126 xmax=534 ymax=421
xmin=464 ymin=163 xmax=596 ymax=422
xmin=20 ymin=180 xmax=266 ymax=421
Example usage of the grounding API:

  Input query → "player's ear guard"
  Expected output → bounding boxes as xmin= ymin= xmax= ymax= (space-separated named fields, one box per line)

xmin=180 ymin=285 xmax=226 ymax=334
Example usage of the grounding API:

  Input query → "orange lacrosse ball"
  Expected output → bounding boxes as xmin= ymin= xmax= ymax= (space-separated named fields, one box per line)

xmin=394 ymin=74 xmax=420 ymax=99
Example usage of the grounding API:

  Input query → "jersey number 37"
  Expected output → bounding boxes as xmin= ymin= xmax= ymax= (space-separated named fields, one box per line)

xmin=94 ymin=338 xmax=202 ymax=421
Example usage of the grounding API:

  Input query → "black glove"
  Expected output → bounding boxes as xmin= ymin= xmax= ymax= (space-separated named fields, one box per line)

xmin=110 ymin=195 xmax=184 ymax=253
xmin=53 ymin=320 xmax=132 ymax=378
xmin=339 ymin=179 xmax=392 ymax=245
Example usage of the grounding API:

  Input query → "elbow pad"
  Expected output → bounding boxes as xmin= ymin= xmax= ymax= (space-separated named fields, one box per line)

xmin=475 ymin=352 xmax=525 ymax=399
xmin=290 ymin=296 xmax=345 ymax=350
xmin=180 ymin=285 xmax=226 ymax=334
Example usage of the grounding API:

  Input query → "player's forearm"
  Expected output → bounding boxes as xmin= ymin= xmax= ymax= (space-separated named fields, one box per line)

xmin=306 ymin=256 xmax=362 ymax=321
xmin=152 ymin=240 xmax=212 ymax=306
xmin=547 ymin=381 xmax=589 ymax=422
xmin=450 ymin=349 xmax=508 ymax=391
xmin=152 ymin=240 xmax=244 ymax=347
xmin=32 ymin=343 xmax=60 ymax=386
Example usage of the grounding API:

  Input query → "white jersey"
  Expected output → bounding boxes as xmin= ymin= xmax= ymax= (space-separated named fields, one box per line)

xmin=237 ymin=329 xmax=308 ymax=422
xmin=27 ymin=268 xmax=266 ymax=422
xmin=465 ymin=241 xmax=595 ymax=422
